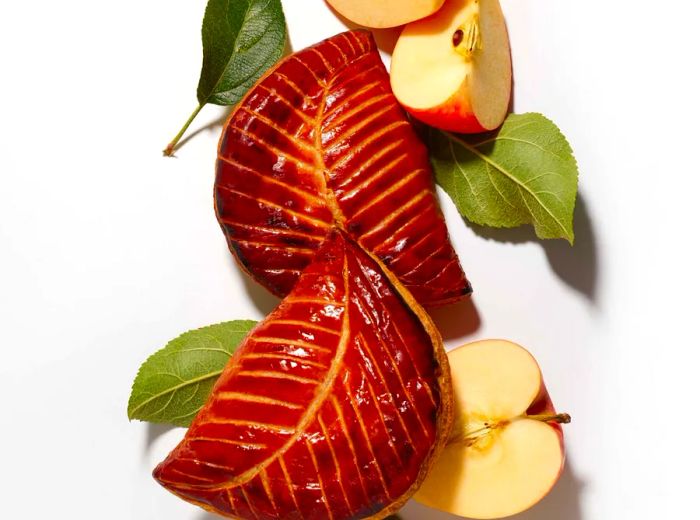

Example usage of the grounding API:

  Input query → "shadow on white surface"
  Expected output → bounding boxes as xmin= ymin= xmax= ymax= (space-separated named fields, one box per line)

xmin=428 ymin=297 xmax=482 ymax=340
xmin=167 ymin=108 xmax=232 ymax=157
xmin=508 ymin=462 xmax=585 ymax=520
xmin=237 ymin=260 xmax=282 ymax=315
xmin=146 ymin=422 xmax=176 ymax=453
xmin=469 ymin=196 xmax=598 ymax=302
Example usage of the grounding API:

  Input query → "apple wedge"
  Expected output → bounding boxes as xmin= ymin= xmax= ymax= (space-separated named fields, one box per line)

xmin=326 ymin=0 xmax=446 ymax=29
xmin=391 ymin=0 xmax=512 ymax=133
xmin=415 ymin=339 xmax=569 ymax=519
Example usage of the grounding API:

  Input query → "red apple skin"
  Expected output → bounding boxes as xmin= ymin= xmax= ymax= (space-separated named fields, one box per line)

xmin=405 ymin=83 xmax=490 ymax=134
xmin=525 ymin=379 xmax=567 ymax=495
xmin=527 ymin=381 xmax=565 ymax=438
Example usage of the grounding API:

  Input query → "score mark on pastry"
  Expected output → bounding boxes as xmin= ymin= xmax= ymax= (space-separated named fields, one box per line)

xmin=153 ymin=231 xmax=453 ymax=519
xmin=215 ymin=31 xmax=471 ymax=307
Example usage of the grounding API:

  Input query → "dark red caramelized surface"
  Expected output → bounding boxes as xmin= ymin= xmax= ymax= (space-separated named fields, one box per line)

xmin=215 ymin=30 xmax=471 ymax=307
xmin=154 ymin=231 xmax=451 ymax=519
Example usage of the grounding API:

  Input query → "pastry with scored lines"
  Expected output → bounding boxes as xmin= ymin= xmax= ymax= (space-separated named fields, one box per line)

xmin=215 ymin=30 xmax=471 ymax=308
xmin=154 ymin=230 xmax=453 ymax=519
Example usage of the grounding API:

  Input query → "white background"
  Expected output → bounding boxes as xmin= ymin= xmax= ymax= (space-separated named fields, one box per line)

xmin=1 ymin=0 xmax=699 ymax=518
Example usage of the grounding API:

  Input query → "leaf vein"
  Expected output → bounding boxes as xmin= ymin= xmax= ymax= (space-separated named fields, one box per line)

xmin=442 ymin=131 xmax=572 ymax=240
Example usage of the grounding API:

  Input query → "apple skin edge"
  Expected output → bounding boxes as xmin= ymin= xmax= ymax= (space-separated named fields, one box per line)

xmin=526 ymin=379 xmax=568 ymax=490
xmin=398 ymin=68 xmax=513 ymax=134
xmin=388 ymin=0 xmax=514 ymax=135
xmin=403 ymin=86 xmax=492 ymax=134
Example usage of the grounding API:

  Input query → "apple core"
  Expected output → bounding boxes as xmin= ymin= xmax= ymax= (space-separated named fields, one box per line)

xmin=452 ymin=13 xmax=482 ymax=59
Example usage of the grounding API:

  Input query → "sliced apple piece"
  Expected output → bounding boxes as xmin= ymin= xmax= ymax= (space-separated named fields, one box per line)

xmin=391 ymin=0 xmax=512 ymax=133
xmin=326 ymin=0 xmax=446 ymax=29
xmin=415 ymin=339 xmax=569 ymax=519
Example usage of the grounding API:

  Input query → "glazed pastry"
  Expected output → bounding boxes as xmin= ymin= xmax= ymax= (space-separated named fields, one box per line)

xmin=215 ymin=30 xmax=471 ymax=307
xmin=154 ymin=230 xmax=453 ymax=518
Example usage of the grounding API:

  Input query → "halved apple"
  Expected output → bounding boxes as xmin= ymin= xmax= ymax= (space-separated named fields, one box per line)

xmin=391 ymin=0 xmax=512 ymax=133
xmin=415 ymin=339 xmax=569 ymax=519
xmin=326 ymin=0 xmax=446 ymax=29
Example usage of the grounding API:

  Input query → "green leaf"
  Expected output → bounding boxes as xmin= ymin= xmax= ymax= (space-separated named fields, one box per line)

xmin=198 ymin=0 xmax=286 ymax=106
xmin=163 ymin=0 xmax=286 ymax=155
xmin=127 ymin=320 xmax=257 ymax=427
xmin=430 ymin=113 xmax=579 ymax=243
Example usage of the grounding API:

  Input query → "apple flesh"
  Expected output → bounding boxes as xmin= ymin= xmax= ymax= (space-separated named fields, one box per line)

xmin=391 ymin=0 xmax=512 ymax=133
xmin=415 ymin=339 xmax=569 ymax=519
xmin=326 ymin=0 xmax=446 ymax=29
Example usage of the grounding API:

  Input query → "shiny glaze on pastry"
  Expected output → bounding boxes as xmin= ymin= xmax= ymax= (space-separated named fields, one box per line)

xmin=154 ymin=230 xmax=453 ymax=519
xmin=215 ymin=30 xmax=471 ymax=307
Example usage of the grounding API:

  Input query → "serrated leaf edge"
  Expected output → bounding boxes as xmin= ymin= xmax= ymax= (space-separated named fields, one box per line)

xmin=438 ymin=113 xmax=578 ymax=244
xmin=127 ymin=320 xmax=257 ymax=424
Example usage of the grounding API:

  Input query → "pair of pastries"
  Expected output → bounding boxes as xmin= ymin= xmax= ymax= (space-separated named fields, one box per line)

xmin=155 ymin=31 xmax=470 ymax=519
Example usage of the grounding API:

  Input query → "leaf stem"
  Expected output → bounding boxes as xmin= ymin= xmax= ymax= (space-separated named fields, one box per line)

xmin=163 ymin=103 xmax=205 ymax=157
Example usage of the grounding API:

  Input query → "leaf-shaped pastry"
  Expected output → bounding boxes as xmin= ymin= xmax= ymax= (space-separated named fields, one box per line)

xmin=154 ymin=230 xmax=453 ymax=519
xmin=215 ymin=30 xmax=471 ymax=307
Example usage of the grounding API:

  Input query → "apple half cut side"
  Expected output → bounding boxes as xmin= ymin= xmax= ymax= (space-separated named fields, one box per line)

xmin=326 ymin=0 xmax=446 ymax=29
xmin=391 ymin=0 xmax=512 ymax=133
xmin=415 ymin=339 xmax=570 ymax=519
